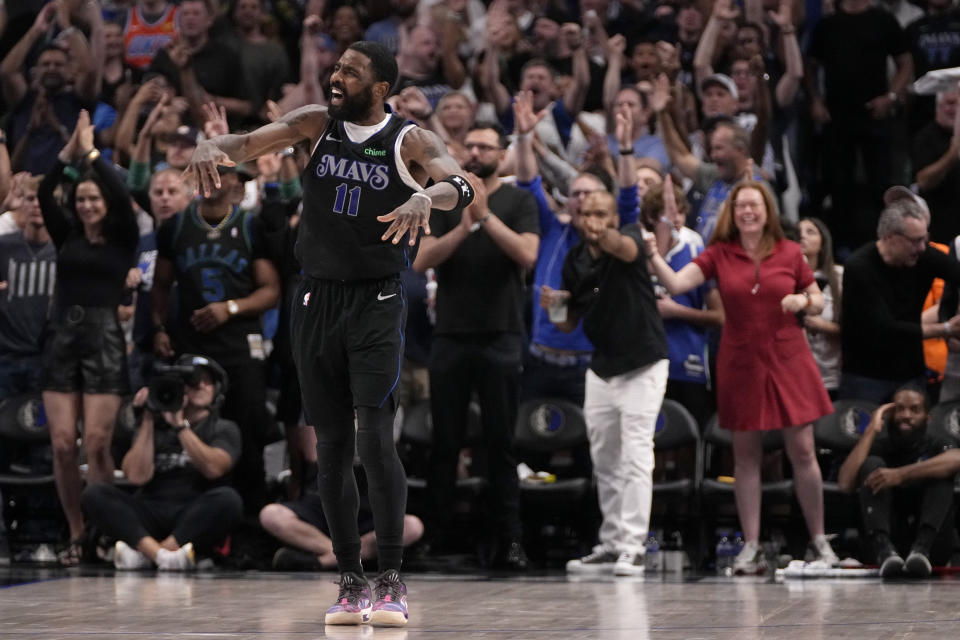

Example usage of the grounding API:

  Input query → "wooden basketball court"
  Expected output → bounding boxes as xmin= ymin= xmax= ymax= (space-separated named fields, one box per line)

xmin=2 ymin=567 xmax=959 ymax=639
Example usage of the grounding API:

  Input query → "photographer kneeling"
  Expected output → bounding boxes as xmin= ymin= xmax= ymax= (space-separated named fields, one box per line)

xmin=82 ymin=355 xmax=243 ymax=570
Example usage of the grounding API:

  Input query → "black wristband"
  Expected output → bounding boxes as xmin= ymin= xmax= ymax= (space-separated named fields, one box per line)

xmin=619 ymin=148 xmax=633 ymax=156
xmin=440 ymin=175 xmax=475 ymax=210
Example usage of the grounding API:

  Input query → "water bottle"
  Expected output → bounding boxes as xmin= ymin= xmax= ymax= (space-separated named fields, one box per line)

xmin=732 ymin=531 xmax=745 ymax=560
xmin=715 ymin=531 xmax=733 ymax=574
xmin=644 ymin=534 xmax=661 ymax=572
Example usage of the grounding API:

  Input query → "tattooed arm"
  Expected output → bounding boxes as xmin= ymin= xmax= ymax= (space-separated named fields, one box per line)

xmin=377 ymin=126 xmax=473 ymax=246
xmin=183 ymin=105 xmax=330 ymax=196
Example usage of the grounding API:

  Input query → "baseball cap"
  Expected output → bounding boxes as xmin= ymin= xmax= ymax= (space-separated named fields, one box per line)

xmin=883 ymin=185 xmax=930 ymax=216
xmin=701 ymin=73 xmax=739 ymax=100
xmin=167 ymin=125 xmax=201 ymax=146
xmin=216 ymin=162 xmax=256 ymax=182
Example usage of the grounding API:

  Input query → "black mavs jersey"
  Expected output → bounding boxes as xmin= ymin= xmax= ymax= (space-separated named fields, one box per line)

xmin=156 ymin=203 xmax=268 ymax=366
xmin=297 ymin=112 xmax=420 ymax=280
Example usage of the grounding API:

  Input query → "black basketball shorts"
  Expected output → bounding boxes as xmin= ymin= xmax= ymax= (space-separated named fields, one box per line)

xmin=290 ymin=275 xmax=406 ymax=426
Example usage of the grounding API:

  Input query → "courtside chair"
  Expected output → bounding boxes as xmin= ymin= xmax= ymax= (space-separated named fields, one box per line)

xmin=651 ymin=398 xmax=702 ymax=566
xmin=926 ymin=400 xmax=960 ymax=496
xmin=813 ymin=399 xmax=879 ymax=535
xmin=513 ymin=397 xmax=593 ymax=565
xmin=813 ymin=398 xmax=879 ymax=493
xmin=399 ymin=398 xmax=487 ymax=528
xmin=0 ymin=393 xmax=60 ymax=558
xmin=699 ymin=413 xmax=795 ymax=563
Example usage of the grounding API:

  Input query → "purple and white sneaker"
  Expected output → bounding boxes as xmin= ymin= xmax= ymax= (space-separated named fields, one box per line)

xmin=324 ymin=572 xmax=372 ymax=625
xmin=370 ymin=569 xmax=408 ymax=626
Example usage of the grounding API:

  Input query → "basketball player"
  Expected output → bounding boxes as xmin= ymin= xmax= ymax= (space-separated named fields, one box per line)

xmin=183 ymin=41 xmax=474 ymax=628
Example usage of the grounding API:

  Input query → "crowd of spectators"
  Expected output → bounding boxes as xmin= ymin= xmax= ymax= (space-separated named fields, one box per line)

xmin=3 ymin=0 xmax=960 ymax=574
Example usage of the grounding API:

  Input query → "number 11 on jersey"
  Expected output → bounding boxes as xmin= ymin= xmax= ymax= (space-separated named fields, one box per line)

xmin=333 ymin=183 xmax=362 ymax=216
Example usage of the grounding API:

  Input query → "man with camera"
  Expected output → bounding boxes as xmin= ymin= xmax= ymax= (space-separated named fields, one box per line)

xmin=837 ymin=384 xmax=958 ymax=578
xmin=81 ymin=355 xmax=243 ymax=570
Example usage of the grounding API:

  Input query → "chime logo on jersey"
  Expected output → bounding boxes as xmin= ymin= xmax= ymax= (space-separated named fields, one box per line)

xmin=315 ymin=153 xmax=390 ymax=190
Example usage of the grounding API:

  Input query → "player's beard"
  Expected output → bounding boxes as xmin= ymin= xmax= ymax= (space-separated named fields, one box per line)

xmin=329 ymin=84 xmax=375 ymax=122
xmin=464 ymin=158 xmax=498 ymax=178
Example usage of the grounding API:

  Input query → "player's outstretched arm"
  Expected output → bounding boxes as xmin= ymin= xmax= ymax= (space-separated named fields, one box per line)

xmin=379 ymin=127 xmax=475 ymax=246
xmin=184 ymin=104 xmax=330 ymax=197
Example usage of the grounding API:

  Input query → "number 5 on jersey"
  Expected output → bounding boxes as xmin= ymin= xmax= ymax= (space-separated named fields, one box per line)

xmin=333 ymin=183 xmax=362 ymax=216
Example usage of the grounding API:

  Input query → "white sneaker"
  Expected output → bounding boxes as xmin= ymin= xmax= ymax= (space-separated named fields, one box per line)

xmin=565 ymin=548 xmax=619 ymax=574
xmin=811 ymin=536 xmax=839 ymax=566
xmin=114 ymin=541 xmax=152 ymax=570
xmin=733 ymin=540 xmax=766 ymax=575
xmin=156 ymin=543 xmax=195 ymax=571
xmin=613 ymin=551 xmax=645 ymax=576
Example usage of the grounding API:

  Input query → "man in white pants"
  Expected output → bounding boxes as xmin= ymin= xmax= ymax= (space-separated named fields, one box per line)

xmin=542 ymin=190 xmax=669 ymax=576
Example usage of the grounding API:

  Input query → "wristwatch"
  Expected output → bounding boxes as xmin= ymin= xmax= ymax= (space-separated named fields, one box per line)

xmin=174 ymin=418 xmax=190 ymax=433
xmin=226 ymin=300 xmax=239 ymax=315
xmin=470 ymin=211 xmax=492 ymax=233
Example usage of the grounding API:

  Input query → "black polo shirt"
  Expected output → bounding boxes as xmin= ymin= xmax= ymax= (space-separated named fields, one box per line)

xmin=870 ymin=427 xmax=954 ymax=468
xmin=429 ymin=183 xmax=540 ymax=335
xmin=562 ymin=223 xmax=668 ymax=378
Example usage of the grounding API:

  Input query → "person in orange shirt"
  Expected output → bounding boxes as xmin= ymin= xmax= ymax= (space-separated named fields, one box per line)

xmin=922 ymin=241 xmax=949 ymax=398
xmin=123 ymin=0 xmax=178 ymax=70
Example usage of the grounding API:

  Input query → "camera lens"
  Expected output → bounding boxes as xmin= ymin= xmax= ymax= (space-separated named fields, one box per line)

xmin=147 ymin=375 xmax=186 ymax=414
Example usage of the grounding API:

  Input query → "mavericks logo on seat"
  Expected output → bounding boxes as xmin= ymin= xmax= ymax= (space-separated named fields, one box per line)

xmin=531 ymin=404 xmax=566 ymax=437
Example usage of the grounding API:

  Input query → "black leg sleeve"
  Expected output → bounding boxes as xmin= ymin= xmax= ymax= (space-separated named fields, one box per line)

xmin=356 ymin=405 xmax=407 ymax=572
xmin=313 ymin=411 xmax=362 ymax=575
xmin=170 ymin=487 xmax=243 ymax=553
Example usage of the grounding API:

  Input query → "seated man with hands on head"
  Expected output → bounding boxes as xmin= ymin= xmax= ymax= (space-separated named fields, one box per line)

xmin=82 ymin=355 xmax=243 ymax=571
xmin=837 ymin=384 xmax=958 ymax=578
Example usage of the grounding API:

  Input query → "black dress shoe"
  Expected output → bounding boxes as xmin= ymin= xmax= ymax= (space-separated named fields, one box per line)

xmin=492 ymin=540 xmax=529 ymax=571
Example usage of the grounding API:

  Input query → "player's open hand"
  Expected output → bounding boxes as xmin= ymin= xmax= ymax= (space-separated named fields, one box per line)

xmin=183 ymin=141 xmax=236 ymax=197
xmin=378 ymin=192 xmax=432 ymax=246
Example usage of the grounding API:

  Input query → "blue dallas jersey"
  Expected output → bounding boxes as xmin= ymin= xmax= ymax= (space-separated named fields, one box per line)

xmin=660 ymin=238 xmax=710 ymax=385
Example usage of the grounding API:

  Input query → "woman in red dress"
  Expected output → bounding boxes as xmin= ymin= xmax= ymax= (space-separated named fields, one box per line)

xmin=645 ymin=181 xmax=836 ymax=573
